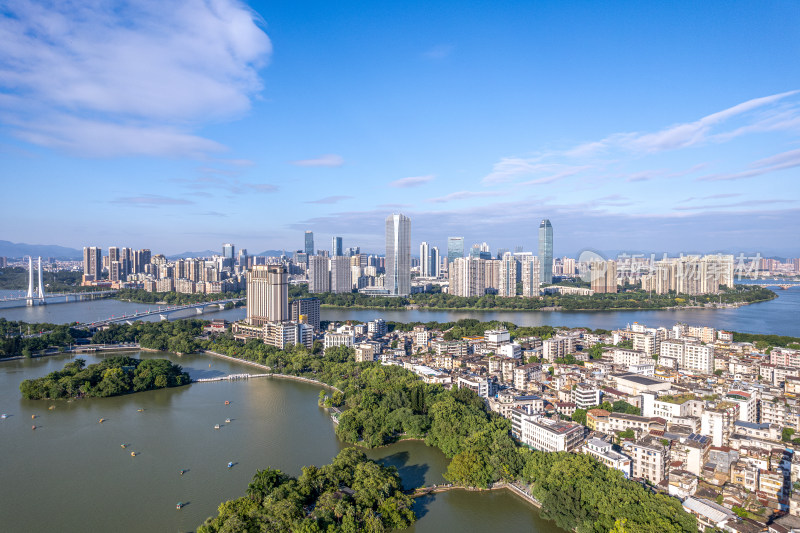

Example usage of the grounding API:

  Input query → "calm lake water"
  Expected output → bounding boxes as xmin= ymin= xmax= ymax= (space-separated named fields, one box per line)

xmin=0 ymin=351 xmax=557 ymax=533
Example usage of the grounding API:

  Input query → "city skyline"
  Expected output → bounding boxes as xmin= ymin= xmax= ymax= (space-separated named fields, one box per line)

xmin=0 ymin=1 xmax=798 ymax=255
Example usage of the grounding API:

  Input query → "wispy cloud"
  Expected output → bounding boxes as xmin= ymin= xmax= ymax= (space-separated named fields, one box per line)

xmin=389 ymin=175 xmax=435 ymax=188
xmin=173 ymin=175 xmax=277 ymax=194
xmin=111 ymin=194 xmax=193 ymax=207
xmin=571 ymin=90 xmax=800 ymax=155
xmin=482 ymin=159 xmax=589 ymax=185
xmin=698 ymin=147 xmax=800 ymax=182
xmin=673 ymin=199 xmax=793 ymax=211
xmin=428 ymin=190 xmax=504 ymax=203
xmin=289 ymin=154 xmax=344 ymax=167
xmin=0 ymin=0 xmax=272 ymax=158
xmin=422 ymin=44 xmax=454 ymax=60
xmin=482 ymin=91 xmax=800 ymax=190
xmin=679 ymin=193 xmax=741 ymax=204
xmin=305 ymin=195 xmax=353 ymax=204
xmin=244 ymin=183 xmax=278 ymax=193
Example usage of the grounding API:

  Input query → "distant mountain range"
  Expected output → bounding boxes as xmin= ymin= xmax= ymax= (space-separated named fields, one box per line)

xmin=0 ymin=240 xmax=82 ymax=260
xmin=166 ymin=250 xmax=219 ymax=260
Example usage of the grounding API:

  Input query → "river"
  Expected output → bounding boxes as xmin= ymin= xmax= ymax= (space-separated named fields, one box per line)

xmin=1 ymin=283 xmax=798 ymax=336
xmin=0 ymin=351 xmax=556 ymax=532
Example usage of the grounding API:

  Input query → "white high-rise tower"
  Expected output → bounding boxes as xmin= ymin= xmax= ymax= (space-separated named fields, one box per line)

xmin=385 ymin=214 xmax=411 ymax=296
xmin=420 ymin=242 xmax=430 ymax=277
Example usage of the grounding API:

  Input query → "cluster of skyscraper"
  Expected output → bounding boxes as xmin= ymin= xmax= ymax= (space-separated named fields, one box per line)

xmin=81 ymin=244 xmax=248 ymax=294
xmin=426 ymin=219 xmax=554 ymax=297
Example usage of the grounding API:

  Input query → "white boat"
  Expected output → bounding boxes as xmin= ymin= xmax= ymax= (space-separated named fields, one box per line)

xmin=1 ymin=414 xmax=8 ymax=419
xmin=214 ymin=424 xmax=220 ymax=430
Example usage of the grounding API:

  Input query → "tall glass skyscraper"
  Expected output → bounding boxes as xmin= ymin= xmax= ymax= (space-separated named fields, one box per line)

xmin=304 ymin=231 xmax=314 ymax=256
xmin=331 ymin=236 xmax=343 ymax=256
xmin=538 ymin=219 xmax=553 ymax=284
xmin=385 ymin=213 xmax=411 ymax=295
xmin=447 ymin=237 xmax=464 ymax=263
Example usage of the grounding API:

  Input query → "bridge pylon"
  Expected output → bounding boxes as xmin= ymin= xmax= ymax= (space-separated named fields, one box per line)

xmin=36 ymin=257 xmax=46 ymax=303
xmin=26 ymin=257 xmax=34 ymax=306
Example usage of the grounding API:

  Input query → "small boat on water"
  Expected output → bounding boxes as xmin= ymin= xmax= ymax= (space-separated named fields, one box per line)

xmin=224 ymin=400 xmax=230 ymax=405
xmin=176 ymin=502 xmax=184 ymax=510
xmin=137 ymin=409 xmax=144 ymax=412
xmin=130 ymin=452 xmax=137 ymax=457
xmin=1 ymin=414 xmax=8 ymax=419
xmin=31 ymin=425 xmax=36 ymax=430
xmin=31 ymin=414 xmax=36 ymax=419
xmin=214 ymin=424 xmax=220 ymax=430
xmin=225 ymin=418 xmax=231 ymax=423
xmin=121 ymin=444 xmax=127 ymax=448
xmin=98 ymin=418 xmax=105 ymax=423
xmin=48 ymin=406 xmax=55 ymax=410
xmin=227 ymin=462 xmax=234 ymax=469
xmin=179 ymin=470 xmax=186 ymax=476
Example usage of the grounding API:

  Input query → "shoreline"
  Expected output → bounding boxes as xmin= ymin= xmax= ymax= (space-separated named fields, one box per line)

xmin=320 ymin=298 xmax=774 ymax=313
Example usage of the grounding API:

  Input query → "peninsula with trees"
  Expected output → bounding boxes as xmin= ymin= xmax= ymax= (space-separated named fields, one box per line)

xmin=19 ymin=355 xmax=191 ymax=400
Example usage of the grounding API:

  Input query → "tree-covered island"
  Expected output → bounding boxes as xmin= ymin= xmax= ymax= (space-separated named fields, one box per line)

xmin=198 ymin=448 xmax=415 ymax=533
xmin=19 ymin=355 xmax=191 ymax=399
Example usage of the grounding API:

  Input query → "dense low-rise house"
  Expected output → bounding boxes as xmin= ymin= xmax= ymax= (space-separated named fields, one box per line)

xmin=542 ymin=335 xmax=575 ymax=361
xmin=668 ymin=468 xmax=698 ymax=499
xmin=682 ymin=497 xmax=738 ymax=531
xmin=582 ymin=438 xmax=631 ymax=477
xmin=660 ymin=340 xmax=715 ymax=374
xmin=612 ymin=374 xmax=672 ymax=396
xmin=456 ymin=374 xmax=498 ymax=399
xmin=324 ymin=331 xmax=356 ymax=351
xmin=595 ymin=412 xmax=666 ymax=436
xmin=510 ymin=408 xmax=585 ymax=452
xmin=513 ymin=363 xmax=543 ymax=391
xmin=641 ymin=392 xmax=704 ymax=421
xmin=623 ymin=435 xmax=669 ymax=485
xmin=573 ymin=382 xmax=601 ymax=409
xmin=488 ymin=391 xmax=543 ymax=419
xmin=771 ymin=347 xmax=800 ymax=368
xmin=732 ymin=421 xmax=781 ymax=442
xmin=701 ymin=402 xmax=740 ymax=447
xmin=670 ymin=433 xmax=711 ymax=476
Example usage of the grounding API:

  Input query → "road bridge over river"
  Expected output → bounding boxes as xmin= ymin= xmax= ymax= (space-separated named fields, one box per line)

xmin=77 ymin=298 xmax=244 ymax=328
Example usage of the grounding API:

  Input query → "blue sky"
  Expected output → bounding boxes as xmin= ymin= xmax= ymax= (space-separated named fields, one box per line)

xmin=1 ymin=0 xmax=799 ymax=257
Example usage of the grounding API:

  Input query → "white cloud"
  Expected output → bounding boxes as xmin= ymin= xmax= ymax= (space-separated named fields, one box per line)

xmin=111 ymin=194 xmax=193 ymax=206
xmin=289 ymin=154 xmax=345 ymax=167
xmin=698 ymin=147 xmax=800 ymax=182
xmin=0 ymin=0 xmax=271 ymax=157
xmin=389 ymin=175 xmax=435 ymax=188
xmin=305 ymin=195 xmax=353 ymax=204
xmin=427 ymin=190 xmax=504 ymax=203
xmin=586 ymin=90 xmax=800 ymax=154
xmin=482 ymin=91 xmax=800 ymax=188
